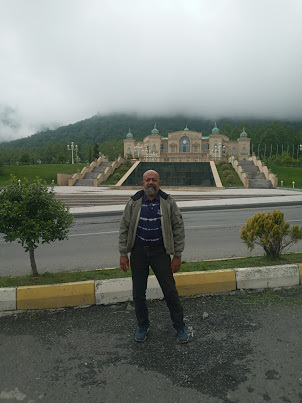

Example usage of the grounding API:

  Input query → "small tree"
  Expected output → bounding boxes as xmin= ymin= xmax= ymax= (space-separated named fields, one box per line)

xmin=0 ymin=176 xmax=74 ymax=276
xmin=226 ymin=174 xmax=234 ymax=185
xmin=240 ymin=209 xmax=302 ymax=258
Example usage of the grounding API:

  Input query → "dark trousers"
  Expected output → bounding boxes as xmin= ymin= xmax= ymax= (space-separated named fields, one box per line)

xmin=130 ymin=243 xmax=185 ymax=330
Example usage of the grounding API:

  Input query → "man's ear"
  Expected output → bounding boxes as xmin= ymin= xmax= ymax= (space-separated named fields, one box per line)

xmin=159 ymin=181 xmax=162 ymax=186
xmin=141 ymin=181 xmax=144 ymax=187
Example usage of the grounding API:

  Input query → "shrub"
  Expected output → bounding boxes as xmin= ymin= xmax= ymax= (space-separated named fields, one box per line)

xmin=113 ymin=173 xmax=122 ymax=181
xmin=240 ymin=209 xmax=302 ymax=258
xmin=226 ymin=174 xmax=235 ymax=184
xmin=223 ymin=169 xmax=233 ymax=177
xmin=220 ymin=164 xmax=230 ymax=171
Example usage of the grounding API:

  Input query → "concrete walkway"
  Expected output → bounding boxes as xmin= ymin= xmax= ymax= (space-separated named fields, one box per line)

xmin=53 ymin=186 xmax=302 ymax=216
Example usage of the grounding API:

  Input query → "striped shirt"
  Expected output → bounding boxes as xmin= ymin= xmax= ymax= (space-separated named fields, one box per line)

xmin=135 ymin=193 xmax=163 ymax=246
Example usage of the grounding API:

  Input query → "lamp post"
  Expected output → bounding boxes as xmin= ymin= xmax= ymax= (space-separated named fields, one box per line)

xmin=67 ymin=142 xmax=78 ymax=164
xmin=75 ymin=144 xmax=79 ymax=163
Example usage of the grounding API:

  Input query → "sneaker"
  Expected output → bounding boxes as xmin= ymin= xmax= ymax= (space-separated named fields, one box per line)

xmin=135 ymin=327 xmax=149 ymax=342
xmin=176 ymin=328 xmax=189 ymax=343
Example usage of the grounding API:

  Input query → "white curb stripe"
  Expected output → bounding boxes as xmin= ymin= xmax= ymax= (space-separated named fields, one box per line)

xmin=95 ymin=275 xmax=163 ymax=305
xmin=0 ymin=287 xmax=16 ymax=311
xmin=235 ymin=264 xmax=299 ymax=289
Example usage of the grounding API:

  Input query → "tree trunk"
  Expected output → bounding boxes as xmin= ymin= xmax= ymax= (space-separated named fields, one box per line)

xmin=29 ymin=249 xmax=39 ymax=277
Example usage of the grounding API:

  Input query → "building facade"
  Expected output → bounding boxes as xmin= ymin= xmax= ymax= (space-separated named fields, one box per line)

xmin=124 ymin=123 xmax=250 ymax=162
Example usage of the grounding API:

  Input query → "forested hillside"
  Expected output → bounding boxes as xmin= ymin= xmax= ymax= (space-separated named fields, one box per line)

xmin=0 ymin=113 xmax=302 ymax=165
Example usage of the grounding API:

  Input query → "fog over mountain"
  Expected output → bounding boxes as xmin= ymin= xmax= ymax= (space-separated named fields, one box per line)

xmin=1 ymin=0 xmax=302 ymax=142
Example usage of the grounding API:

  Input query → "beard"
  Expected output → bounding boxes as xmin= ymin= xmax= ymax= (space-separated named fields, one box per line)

xmin=144 ymin=186 xmax=158 ymax=196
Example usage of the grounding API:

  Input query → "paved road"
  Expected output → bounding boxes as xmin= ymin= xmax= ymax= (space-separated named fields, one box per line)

xmin=1 ymin=206 xmax=302 ymax=276
xmin=0 ymin=288 xmax=301 ymax=403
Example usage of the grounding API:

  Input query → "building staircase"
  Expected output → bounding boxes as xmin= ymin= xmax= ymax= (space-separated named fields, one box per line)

xmin=74 ymin=162 xmax=112 ymax=186
xmin=239 ymin=161 xmax=273 ymax=188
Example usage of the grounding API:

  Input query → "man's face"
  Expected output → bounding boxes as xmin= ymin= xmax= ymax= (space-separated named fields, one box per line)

xmin=141 ymin=171 xmax=161 ymax=196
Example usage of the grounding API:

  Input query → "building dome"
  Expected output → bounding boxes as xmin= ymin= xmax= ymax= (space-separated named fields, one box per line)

xmin=151 ymin=123 xmax=159 ymax=134
xmin=212 ymin=122 xmax=220 ymax=134
xmin=184 ymin=125 xmax=189 ymax=131
xmin=240 ymin=127 xmax=248 ymax=137
xmin=126 ymin=128 xmax=133 ymax=138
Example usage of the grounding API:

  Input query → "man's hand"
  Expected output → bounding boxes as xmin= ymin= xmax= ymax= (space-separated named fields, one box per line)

xmin=120 ymin=256 xmax=130 ymax=273
xmin=171 ymin=256 xmax=181 ymax=273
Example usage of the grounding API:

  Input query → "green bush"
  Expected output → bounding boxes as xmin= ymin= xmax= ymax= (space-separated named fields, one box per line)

xmin=220 ymin=164 xmax=231 ymax=171
xmin=240 ymin=209 xmax=302 ymax=258
xmin=223 ymin=169 xmax=233 ymax=177
xmin=225 ymin=174 xmax=235 ymax=184
xmin=112 ymin=173 xmax=122 ymax=181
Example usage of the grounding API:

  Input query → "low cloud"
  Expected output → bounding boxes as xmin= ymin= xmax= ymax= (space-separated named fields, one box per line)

xmin=0 ymin=0 xmax=302 ymax=142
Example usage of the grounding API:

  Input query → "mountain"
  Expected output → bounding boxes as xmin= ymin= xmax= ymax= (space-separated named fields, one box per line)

xmin=1 ymin=113 xmax=302 ymax=151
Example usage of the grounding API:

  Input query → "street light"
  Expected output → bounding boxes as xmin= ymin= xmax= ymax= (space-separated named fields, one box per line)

xmin=67 ymin=142 xmax=78 ymax=164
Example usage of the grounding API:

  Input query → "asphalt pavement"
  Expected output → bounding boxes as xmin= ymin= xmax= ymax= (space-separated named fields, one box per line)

xmin=1 ymin=287 xmax=301 ymax=403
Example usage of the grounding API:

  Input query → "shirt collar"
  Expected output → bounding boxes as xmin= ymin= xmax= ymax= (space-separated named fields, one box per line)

xmin=142 ymin=192 xmax=160 ymax=202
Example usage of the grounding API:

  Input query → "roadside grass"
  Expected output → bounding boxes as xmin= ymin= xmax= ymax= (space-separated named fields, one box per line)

xmin=0 ymin=253 xmax=301 ymax=288
xmin=267 ymin=165 xmax=302 ymax=189
xmin=0 ymin=164 xmax=86 ymax=186
xmin=216 ymin=163 xmax=244 ymax=187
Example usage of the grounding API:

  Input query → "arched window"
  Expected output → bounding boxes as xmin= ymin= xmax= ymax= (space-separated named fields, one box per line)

xmin=153 ymin=144 xmax=156 ymax=152
xmin=242 ymin=146 xmax=247 ymax=155
xmin=127 ymin=147 xmax=131 ymax=154
xmin=179 ymin=136 xmax=190 ymax=153
xmin=232 ymin=147 xmax=237 ymax=155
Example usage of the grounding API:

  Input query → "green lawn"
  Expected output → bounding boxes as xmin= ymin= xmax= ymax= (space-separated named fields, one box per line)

xmin=268 ymin=166 xmax=302 ymax=189
xmin=216 ymin=163 xmax=244 ymax=187
xmin=0 ymin=164 xmax=86 ymax=186
xmin=0 ymin=253 xmax=301 ymax=288
xmin=101 ymin=163 xmax=131 ymax=185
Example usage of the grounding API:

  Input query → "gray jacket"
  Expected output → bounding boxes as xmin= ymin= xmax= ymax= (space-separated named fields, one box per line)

xmin=119 ymin=189 xmax=185 ymax=257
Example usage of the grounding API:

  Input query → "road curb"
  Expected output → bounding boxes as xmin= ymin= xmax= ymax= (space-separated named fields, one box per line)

xmin=71 ymin=199 xmax=302 ymax=217
xmin=16 ymin=281 xmax=95 ymax=310
xmin=0 ymin=265 xmax=301 ymax=312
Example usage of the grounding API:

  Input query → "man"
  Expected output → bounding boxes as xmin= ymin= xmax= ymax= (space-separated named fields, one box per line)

xmin=119 ymin=169 xmax=188 ymax=343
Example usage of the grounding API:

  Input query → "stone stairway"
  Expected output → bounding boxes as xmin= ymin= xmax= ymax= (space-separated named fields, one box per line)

xmin=239 ymin=161 xmax=273 ymax=188
xmin=74 ymin=162 xmax=112 ymax=186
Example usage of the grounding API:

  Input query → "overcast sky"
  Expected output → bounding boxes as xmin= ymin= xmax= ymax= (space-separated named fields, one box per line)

xmin=1 ymin=0 xmax=302 ymax=141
